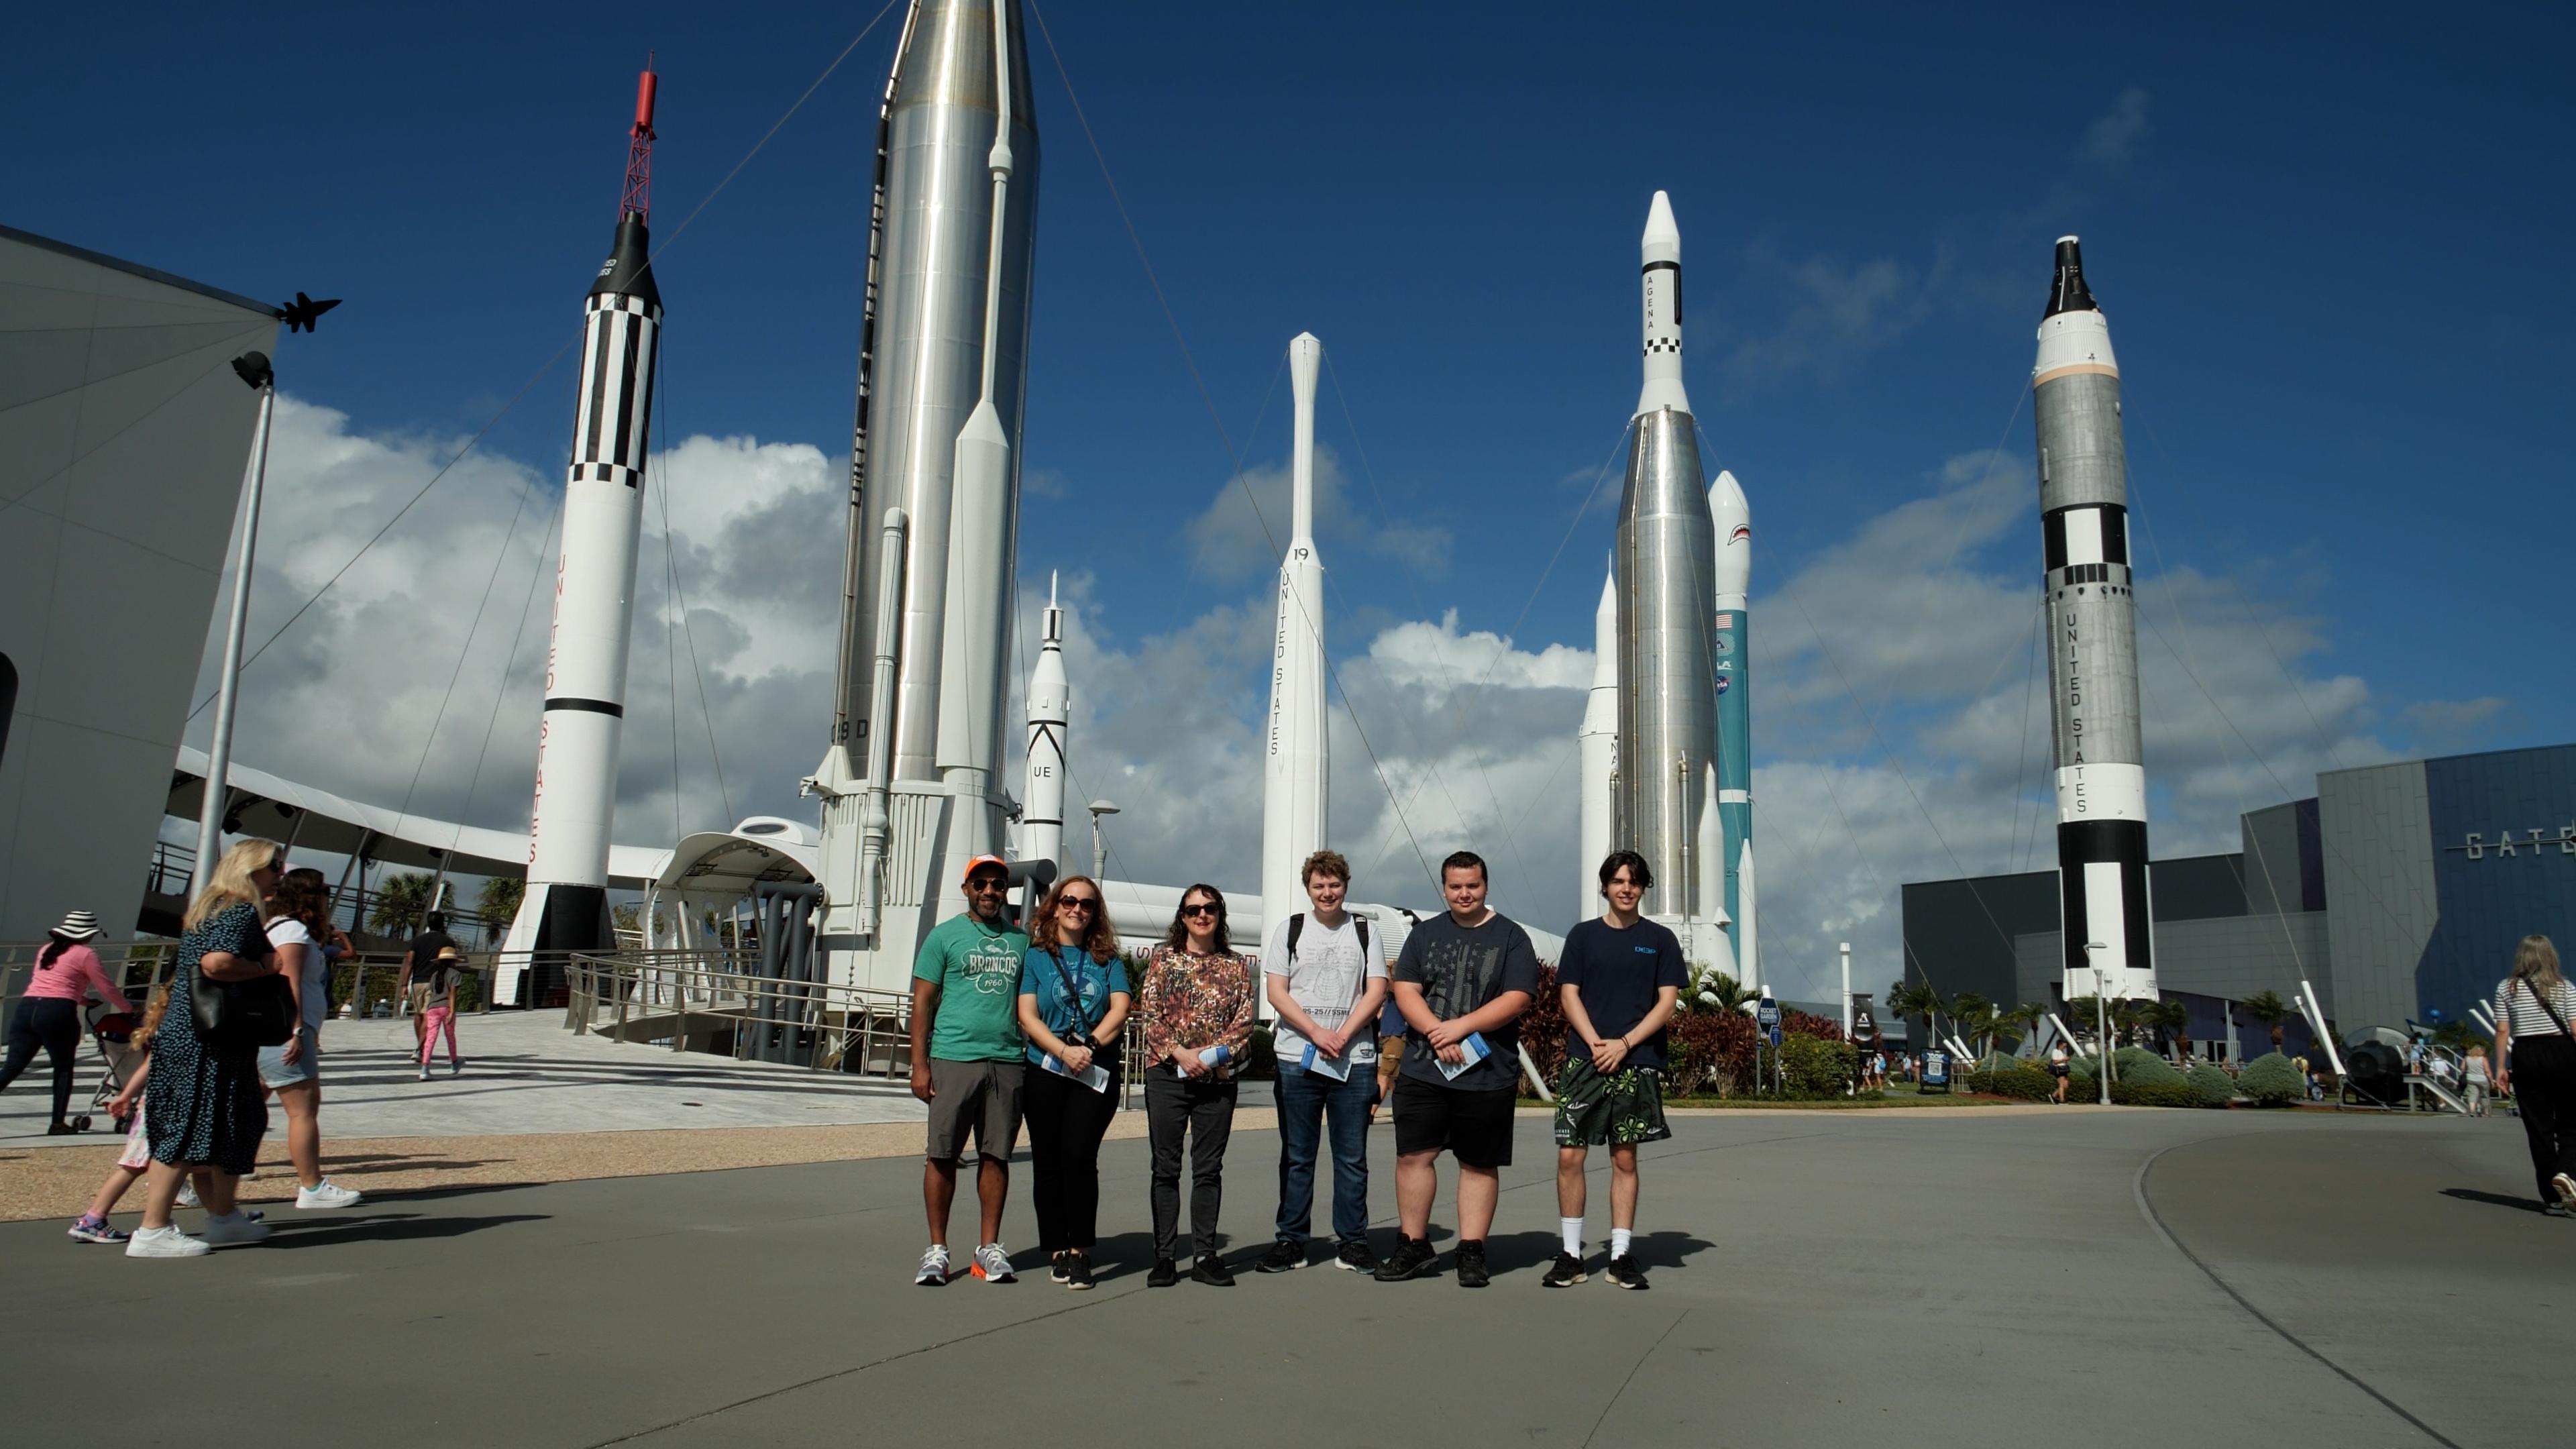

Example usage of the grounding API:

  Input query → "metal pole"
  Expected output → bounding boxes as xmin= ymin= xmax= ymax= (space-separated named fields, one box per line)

xmin=192 ymin=381 xmax=276 ymax=895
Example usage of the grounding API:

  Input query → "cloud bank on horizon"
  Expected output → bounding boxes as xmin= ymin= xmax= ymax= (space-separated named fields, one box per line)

xmin=180 ymin=386 xmax=2505 ymax=1010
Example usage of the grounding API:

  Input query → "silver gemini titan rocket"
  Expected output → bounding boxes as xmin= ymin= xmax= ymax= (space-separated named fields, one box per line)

xmin=2032 ymin=237 xmax=2157 ymax=1001
xmin=1614 ymin=192 xmax=1720 ymax=922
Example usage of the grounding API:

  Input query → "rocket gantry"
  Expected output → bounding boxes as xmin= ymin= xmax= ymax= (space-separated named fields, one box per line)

xmin=2032 ymin=236 xmax=2157 ymax=1001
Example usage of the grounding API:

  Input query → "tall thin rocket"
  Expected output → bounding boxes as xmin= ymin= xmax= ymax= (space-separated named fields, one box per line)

xmin=1613 ymin=191 xmax=1718 ymax=921
xmin=1020 ymin=572 xmax=1068 ymax=871
xmin=2031 ymin=236 xmax=2156 ymax=1000
xmin=1261 ymin=333 xmax=1328 ymax=919
xmin=510 ymin=65 xmax=663 ymax=982
xmin=1709 ymin=468 xmax=1752 ymax=981
xmin=1576 ymin=561 xmax=1617 ymax=912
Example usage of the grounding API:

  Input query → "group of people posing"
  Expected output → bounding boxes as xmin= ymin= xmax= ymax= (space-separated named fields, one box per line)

xmin=906 ymin=845 xmax=1688 ymax=1291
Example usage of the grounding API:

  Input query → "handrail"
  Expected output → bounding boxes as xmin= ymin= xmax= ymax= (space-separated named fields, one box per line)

xmin=556 ymin=949 xmax=1149 ymax=1090
xmin=1 ymin=940 xmax=499 ymax=1020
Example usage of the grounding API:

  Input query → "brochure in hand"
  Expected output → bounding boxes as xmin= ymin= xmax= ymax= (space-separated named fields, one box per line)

xmin=1434 ymin=1031 xmax=1491 ymax=1081
xmin=1299 ymin=1043 xmax=1353 ymax=1081
xmin=1044 ymin=1053 xmax=1112 ymax=1093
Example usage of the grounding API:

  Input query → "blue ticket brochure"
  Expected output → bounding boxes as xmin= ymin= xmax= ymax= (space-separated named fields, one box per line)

xmin=1045 ymin=1053 xmax=1112 ymax=1093
xmin=1299 ymin=1044 xmax=1353 ymax=1081
xmin=1434 ymin=1031 xmax=1492 ymax=1081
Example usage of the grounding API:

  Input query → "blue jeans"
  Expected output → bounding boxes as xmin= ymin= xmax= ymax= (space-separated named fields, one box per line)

xmin=1274 ymin=1059 xmax=1373 ymax=1246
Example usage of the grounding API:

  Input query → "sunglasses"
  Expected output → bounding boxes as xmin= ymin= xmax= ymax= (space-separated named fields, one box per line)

xmin=1057 ymin=897 xmax=1099 ymax=913
xmin=1181 ymin=902 xmax=1220 ymax=918
xmin=967 ymin=876 xmax=1009 ymax=893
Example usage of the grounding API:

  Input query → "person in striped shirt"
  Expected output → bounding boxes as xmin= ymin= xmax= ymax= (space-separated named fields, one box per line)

xmin=2492 ymin=934 xmax=2576 ymax=1215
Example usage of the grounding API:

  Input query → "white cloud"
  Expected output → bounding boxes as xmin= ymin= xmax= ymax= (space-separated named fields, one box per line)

xmin=2082 ymin=87 xmax=2152 ymax=169
xmin=1183 ymin=443 xmax=1452 ymax=580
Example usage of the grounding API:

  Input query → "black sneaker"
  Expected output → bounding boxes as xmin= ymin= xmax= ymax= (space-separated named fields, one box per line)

xmin=1336 ymin=1240 xmax=1379 ymax=1273
xmin=1604 ymin=1254 xmax=1650 ymax=1289
xmin=1257 ymin=1239 xmax=1306 ymax=1273
xmin=1191 ymin=1256 xmax=1236 ymax=1287
xmin=1063 ymin=1251 xmax=1095 ymax=1291
xmin=1454 ymin=1240 xmax=1490 ymax=1288
xmin=1147 ymin=1257 xmax=1180 ymax=1287
xmin=1049 ymin=1252 xmax=1070 ymax=1285
xmin=1542 ymin=1250 xmax=1588 ymax=1287
xmin=1374 ymin=1236 xmax=1437 ymax=1282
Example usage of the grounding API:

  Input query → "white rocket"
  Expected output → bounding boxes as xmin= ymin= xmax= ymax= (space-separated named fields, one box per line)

xmin=1020 ymin=572 xmax=1068 ymax=871
xmin=1260 ymin=333 xmax=1328 ymax=919
xmin=1710 ymin=468 xmax=1754 ymax=988
xmin=504 ymin=66 xmax=663 ymax=998
xmin=1576 ymin=562 xmax=1617 ymax=913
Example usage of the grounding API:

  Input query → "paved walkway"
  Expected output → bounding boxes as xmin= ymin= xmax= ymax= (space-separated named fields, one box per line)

xmin=0 ymin=1104 xmax=2553 ymax=1446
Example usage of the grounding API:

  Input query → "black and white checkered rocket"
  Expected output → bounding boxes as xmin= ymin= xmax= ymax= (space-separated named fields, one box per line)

xmin=2032 ymin=237 xmax=2156 ymax=1000
xmin=511 ymin=72 xmax=663 ymax=979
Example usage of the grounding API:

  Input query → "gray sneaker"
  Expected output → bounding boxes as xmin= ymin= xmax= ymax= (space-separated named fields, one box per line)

xmin=2553 ymin=1172 xmax=2576 ymax=1211
xmin=971 ymin=1242 xmax=1016 ymax=1283
xmin=201 ymin=1212 xmax=270 ymax=1247
xmin=914 ymin=1244 xmax=951 ymax=1285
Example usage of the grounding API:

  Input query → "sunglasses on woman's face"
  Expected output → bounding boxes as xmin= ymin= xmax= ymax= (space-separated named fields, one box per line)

xmin=1057 ymin=897 xmax=1098 ymax=913
xmin=1181 ymin=902 xmax=1220 ymax=918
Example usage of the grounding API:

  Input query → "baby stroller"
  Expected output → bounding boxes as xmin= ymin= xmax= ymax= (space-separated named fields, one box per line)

xmin=72 ymin=996 xmax=144 ymax=1135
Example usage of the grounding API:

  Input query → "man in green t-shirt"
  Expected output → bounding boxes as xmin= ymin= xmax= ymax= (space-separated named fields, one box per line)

xmin=910 ymin=855 xmax=1031 ymax=1286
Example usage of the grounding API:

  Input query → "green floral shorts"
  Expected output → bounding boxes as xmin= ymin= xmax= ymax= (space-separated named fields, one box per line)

xmin=1552 ymin=1057 xmax=1671 ymax=1147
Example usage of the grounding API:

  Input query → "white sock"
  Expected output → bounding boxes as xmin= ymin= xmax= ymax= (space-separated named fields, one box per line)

xmin=1561 ymin=1217 xmax=1585 ymax=1254
xmin=1611 ymin=1228 xmax=1633 ymax=1259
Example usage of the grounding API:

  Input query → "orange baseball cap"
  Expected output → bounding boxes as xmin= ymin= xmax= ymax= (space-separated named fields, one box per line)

xmin=961 ymin=855 xmax=1010 ymax=883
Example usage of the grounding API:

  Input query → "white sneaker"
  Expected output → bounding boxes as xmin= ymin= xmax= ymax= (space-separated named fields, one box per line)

xmin=126 ymin=1225 xmax=210 ymax=1258
xmin=971 ymin=1242 xmax=1016 ymax=1283
xmin=419 ymin=1068 xmax=432 ymax=1081
xmin=915 ymin=1244 xmax=951 ymax=1286
xmin=175 ymin=1181 xmax=201 ymax=1209
xmin=201 ymin=1210 xmax=271 ymax=1246
xmin=296 ymin=1179 xmax=362 ymax=1210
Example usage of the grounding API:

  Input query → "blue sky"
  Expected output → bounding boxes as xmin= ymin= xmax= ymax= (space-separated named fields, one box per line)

xmin=13 ymin=3 xmax=2569 ymax=1000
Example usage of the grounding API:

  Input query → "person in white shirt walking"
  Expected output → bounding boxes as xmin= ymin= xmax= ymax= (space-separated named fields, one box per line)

xmin=2493 ymin=934 xmax=2576 ymax=1214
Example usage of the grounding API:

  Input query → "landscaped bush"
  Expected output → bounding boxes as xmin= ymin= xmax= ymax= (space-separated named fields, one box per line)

xmin=1978 ymin=1051 xmax=2023 ymax=1074
xmin=2236 ymin=1051 xmax=2306 ymax=1106
xmin=2112 ymin=1046 xmax=2183 ymax=1086
xmin=1517 ymin=965 xmax=1844 ymax=1098
xmin=2187 ymin=1063 xmax=2237 ymax=1106
xmin=2111 ymin=1079 xmax=2216 ymax=1108
xmin=1966 ymin=1065 xmax=2057 ymax=1101
xmin=1779 ymin=1034 xmax=1859 ymax=1097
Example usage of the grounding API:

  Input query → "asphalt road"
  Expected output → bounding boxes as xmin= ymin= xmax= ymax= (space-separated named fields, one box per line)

xmin=1 ymin=1107 xmax=2553 ymax=1447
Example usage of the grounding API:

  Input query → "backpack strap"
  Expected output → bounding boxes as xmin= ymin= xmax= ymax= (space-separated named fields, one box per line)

xmin=1287 ymin=912 xmax=1304 ymax=957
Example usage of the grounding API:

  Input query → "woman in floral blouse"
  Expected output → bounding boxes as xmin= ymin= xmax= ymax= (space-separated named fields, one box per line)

xmin=1134 ymin=883 xmax=1255 ymax=1287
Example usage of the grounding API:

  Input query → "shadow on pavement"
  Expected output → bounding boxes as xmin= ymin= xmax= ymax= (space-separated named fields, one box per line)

xmin=2440 ymin=1187 xmax=2548 ymax=1214
xmin=262 ymin=1212 xmax=549 ymax=1247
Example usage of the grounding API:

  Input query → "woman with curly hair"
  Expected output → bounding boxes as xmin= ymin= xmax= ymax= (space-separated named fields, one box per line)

xmin=1133 ymin=884 xmax=1254 ymax=1288
xmin=1014 ymin=875 xmax=1130 ymax=1290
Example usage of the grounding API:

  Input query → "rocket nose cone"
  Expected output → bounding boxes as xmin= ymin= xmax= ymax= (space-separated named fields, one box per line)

xmin=1643 ymin=191 xmax=1680 ymax=250
xmin=1711 ymin=469 xmax=1749 ymax=515
xmin=2045 ymin=235 xmax=2098 ymax=317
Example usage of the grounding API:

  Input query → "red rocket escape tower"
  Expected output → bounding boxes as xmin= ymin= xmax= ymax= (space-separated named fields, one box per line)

xmin=622 ymin=62 xmax=657 ymax=223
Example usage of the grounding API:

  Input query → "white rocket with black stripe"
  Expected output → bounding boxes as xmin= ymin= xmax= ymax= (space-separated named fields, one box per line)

xmin=515 ymin=136 xmax=663 ymax=969
xmin=2032 ymin=236 xmax=2157 ymax=1001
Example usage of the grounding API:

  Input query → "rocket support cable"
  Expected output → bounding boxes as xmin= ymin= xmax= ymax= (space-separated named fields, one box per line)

xmin=185 ymin=1 xmax=907 ymax=725
xmin=1028 ymin=0 xmax=1440 ymax=893
xmin=649 ymin=354 xmax=736 ymax=828
xmin=393 ymin=451 xmax=546 ymax=825
xmin=452 ymin=496 xmax=563 ymax=851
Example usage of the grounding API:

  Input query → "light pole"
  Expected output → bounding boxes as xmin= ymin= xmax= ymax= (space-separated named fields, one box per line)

xmin=2083 ymin=941 xmax=2112 ymax=1106
xmin=193 ymin=351 xmax=278 ymax=896
xmin=1087 ymin=799 xmax=1120 ymax=879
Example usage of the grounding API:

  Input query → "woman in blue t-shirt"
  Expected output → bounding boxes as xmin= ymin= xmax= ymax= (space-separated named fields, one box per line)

xmin=1015 ymin=875 xmax=1131 ymax=1289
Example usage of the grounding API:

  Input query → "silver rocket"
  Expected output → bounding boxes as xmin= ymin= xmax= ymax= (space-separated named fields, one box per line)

xmin=834 ymin=0 xmax=1039 ymax=788
xmin=2032 ymin=237 xmax=2156 ymax=1000
xmin=505 ymin=66 xmax=664 ymax=991
xmin=1613 ymin=191 xmax=1719 ymax=921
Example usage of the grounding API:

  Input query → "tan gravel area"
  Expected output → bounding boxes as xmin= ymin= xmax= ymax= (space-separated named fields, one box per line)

xmin=1 ymin=1108 xmax=1281 ymax=1223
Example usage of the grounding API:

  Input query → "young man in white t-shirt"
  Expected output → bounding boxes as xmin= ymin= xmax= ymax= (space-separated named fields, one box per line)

xmin=1256 ymin=850 xmax=1389 ymax=1274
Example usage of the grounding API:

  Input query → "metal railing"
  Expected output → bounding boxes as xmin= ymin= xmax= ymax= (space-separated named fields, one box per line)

xmin=559 ymin=949 xmax=1149 ymax=1091
xmin=142 ymin=841 xmax=511 ymax=945
xmin=1 ymin=940 xmax=493 ymax=1021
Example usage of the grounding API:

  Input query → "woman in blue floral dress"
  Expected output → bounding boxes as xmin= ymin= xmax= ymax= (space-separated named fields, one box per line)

xmin=123 ymin=838 xmax=284 ymax=1258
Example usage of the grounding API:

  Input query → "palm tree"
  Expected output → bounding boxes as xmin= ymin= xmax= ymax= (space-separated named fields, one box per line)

xmin=1686 ymin=966 xmax=1757 ymax=1016
xmin=2141 ymin=999 xmax=2191 ymax=1059
xmin=1886 ymin=978 xmax=1945 ymax=1053
xmin=2241 ymin=991 xmax=2291 ymax=1051
xmin=369 ymin=871 xmax=437 ymax=936
xmin=1953 ymin=996 xmax=2000 ymax=1058
xmin=1996 ymin=1004 xmax=2046 ymax=1058
xmin=2064 ymin=996 xmax=2108 ymax=1056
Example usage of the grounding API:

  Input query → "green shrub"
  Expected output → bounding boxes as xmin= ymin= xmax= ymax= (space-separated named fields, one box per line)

xmin=2236 ymin=1051 xmax=2306 ymax=1106
xmin=2112 ymin=1046 xmax=2182 ymax=1086
xmin=1778 ymin=1034 xmax=1858 ymax=1097
xmin=2186 ymin=1063 xmax=2237 ymax=1106
xmin=1966 ymin=1066 xmax=2056 ymax=1101
xmin=1979 ymin=1051 xmax=2023 ymax=1074
xmin=2111 ymin=1079 xmax=2214 ymax=1108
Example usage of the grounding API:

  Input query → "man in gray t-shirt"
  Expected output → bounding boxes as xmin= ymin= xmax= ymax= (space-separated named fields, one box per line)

xmin=1376 ymin=851 xmax=1538 ymax=1287
xmin=1258 ymin=850 xmax=1391 ymax=1273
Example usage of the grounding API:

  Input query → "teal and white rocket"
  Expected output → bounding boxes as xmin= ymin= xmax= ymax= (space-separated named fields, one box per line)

xmin=1709 ymin=469 xmax=1754 ymax=989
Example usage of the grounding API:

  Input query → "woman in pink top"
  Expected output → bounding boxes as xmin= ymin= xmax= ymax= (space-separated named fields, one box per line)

xmin=3 ymin=910 xmax=129 ymax=1134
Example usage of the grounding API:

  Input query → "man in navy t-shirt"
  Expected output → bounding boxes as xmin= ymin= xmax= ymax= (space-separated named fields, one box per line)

xmin=1546 ymin=849 xmax=1686 ymax=1291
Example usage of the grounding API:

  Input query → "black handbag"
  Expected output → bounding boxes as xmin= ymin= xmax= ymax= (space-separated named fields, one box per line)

xmin=192 ymin=963 xmax=296 ymax=1048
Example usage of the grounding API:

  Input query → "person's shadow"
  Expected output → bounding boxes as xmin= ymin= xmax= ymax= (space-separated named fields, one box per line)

xmin=2440 ymin=1187 xmax=2548 ymax=1215
xmin=263 ymin=1212 xmax=548 ymax=1247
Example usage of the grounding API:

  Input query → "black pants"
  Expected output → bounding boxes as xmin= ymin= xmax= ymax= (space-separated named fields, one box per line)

xmin=1145 ymin=1071 xmax=1237 ymax=1261
xmin=0 ymin=998 xmax=81 ymax=1124
xmin=2511 ymin=1034 xmax=2576 ymax=1203
xmin=1024 ymin=1061 xmax=1120 ymax=1253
